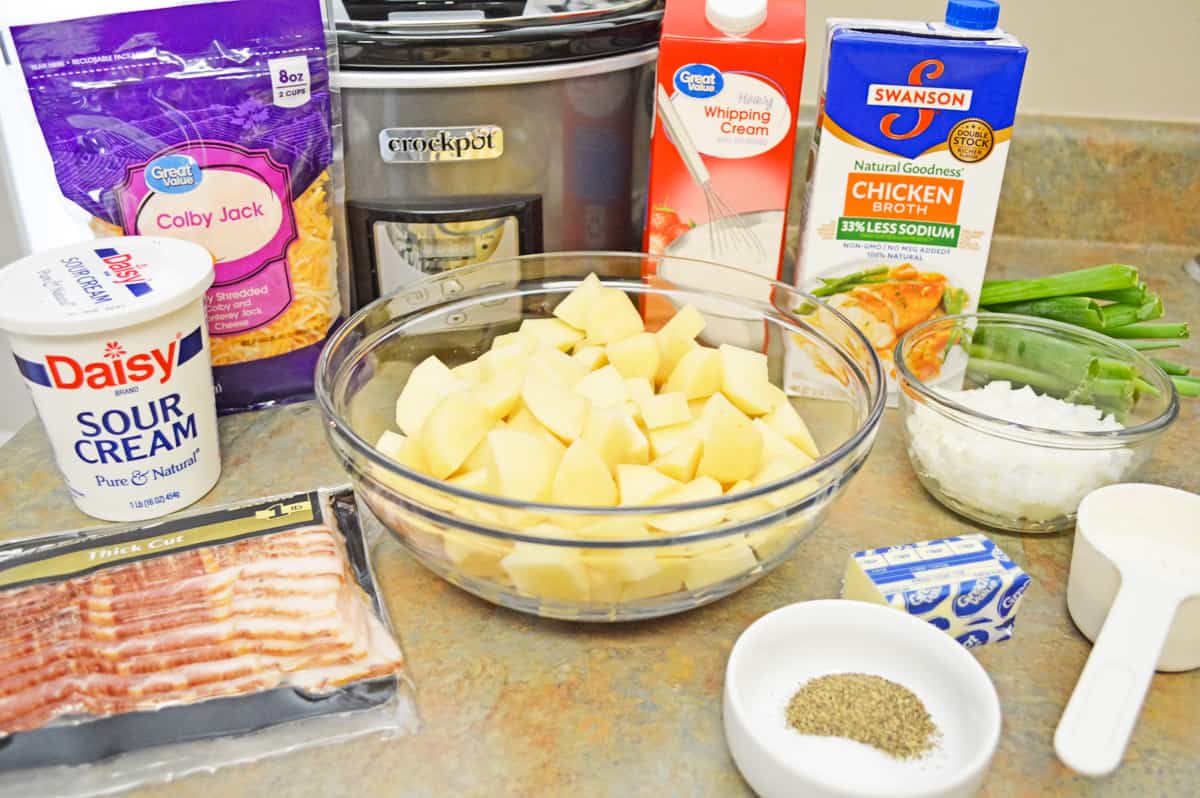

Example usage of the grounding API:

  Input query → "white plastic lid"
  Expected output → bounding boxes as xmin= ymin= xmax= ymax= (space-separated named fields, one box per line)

xmin=705 ymin=0 xmax=767 ymax=36
xmin=0 ymin=237 xmax=214 ymax=337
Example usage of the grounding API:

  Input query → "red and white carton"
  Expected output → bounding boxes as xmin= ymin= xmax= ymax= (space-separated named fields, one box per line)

xmin=642 ymin=0 xmax=805 ymax=331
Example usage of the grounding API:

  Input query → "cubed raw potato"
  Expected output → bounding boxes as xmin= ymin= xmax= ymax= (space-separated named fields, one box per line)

xmin=664 ymin=346 xmax=722 ymax=399
xmin=699 ymin=391 xmax=744 ymax=427
xmin=475 ymin=370 xmax=524 ymax=420
xmin=395 ymin=355 xmax=463 ymax=436
xmin=417 ymin=390 xmax=495 ymax=479
xmin=478 ymin=343 xmax=531 ymax=381
xmin=648 ymin=477 xmax=724 ymax=533
xmin=762 ymin=383 xmax=788 ymax=412
xmin=639 ymin=392 xmax=692 ymax=430
xmin=575 ymin=365 xmax=627 ymax=409
xmin=753 ymin=453 xmax=818 ymax=510
xmin=754 ymin=418 xmax=808 ymax=463
xmin=460 ymin=435 xmax=492 ymax=473
xmin=696 ymin=400 xmax=762 ymax=484
xmin=443 ymin=530 xmax=512 ymax=578
xmin=490 ymin=331 xmax=528 ymax=350
xmin=375 ymin=429 xmax=407 ymax=458
xmin=624 ymin=377 xmax=654 ymax=404
xmin=616 ymin=464 xmax=681 ymax=506
xmin=719 ymin=344 xmax=777 ymax=417
xmin=573 ymin=345 xmax=608 ymax=371
xmin=620 ymin=557 xmax=686 ymax=601
xmin=523 ymin=370 xmax=589 ymax=442
xmin=584 ymin=548 xmax=661 ymax=582
xmin=502 ymin=543 xmax=590 ymax=602
xmin=723 ymin=479 xmax=772 ymax=522
xmin=746 ymin=523 xmax=797 ymax=562
xmin=647 ymin=421 xmax=703 ymax=460
xmin=687 ymin=398 xmax=708 ymax=427
xmin=652 ymin=437 xmax=703 ymax=482
xmin=448 ymin=468 xmax=492 ymax=493
xmin=451 ymin=361 xmax=484 ymax=384
xmin=552 ymin=441 xmax=619 ymax=506
xmin=507 ymin=406 xmax=567 ymax=455
xmin=763 ymin=400 xmax=820 ymax=459
xmin=585 ymin=566 xmax=622 ymax=603
xmin=576 ymin=516 xmax=652 ymax=541
xmin=681 ymin=541 xmax=759 ymax=591
xmin=553 ymin=272 xmax=603 ymax=330
xmin=520 ymin=317 xmax=585 ymax=351
xmin=582 ymin=406 xmax=649 ymax=468
xmin=486 ymin=428 xmax=561 ymax=502
xmin=606 ymin=332 xmax=660 ymax=380
xmin=654 ymin=304 xmax=705 ymax=383
xmin=527 ymin=346 xmax=588 ymax=387
xmin=585 ymin=288 xmax=644 ymax=345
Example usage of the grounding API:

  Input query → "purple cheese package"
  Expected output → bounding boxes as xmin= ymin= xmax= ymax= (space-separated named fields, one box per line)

xmin=11 ymin=0 xmax=345 ymax=413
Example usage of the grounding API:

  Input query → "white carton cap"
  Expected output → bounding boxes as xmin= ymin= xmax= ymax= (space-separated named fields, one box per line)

xmin=706 ymin=0 xmax=767 ymax=36
xmin=0 ymin=237 xmax=214 ymax=337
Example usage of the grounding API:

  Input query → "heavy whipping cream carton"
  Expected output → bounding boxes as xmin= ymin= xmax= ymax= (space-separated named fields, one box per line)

xmin=0 ymin=238 xmax=220 ymax=521
xmin=642 ymin=0 xmax=804 ymax=337
xmin=787 ymin=1 xmax=1026 ymax=398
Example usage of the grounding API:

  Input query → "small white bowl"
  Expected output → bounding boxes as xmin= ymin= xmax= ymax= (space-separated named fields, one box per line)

xmin=723 ymin=600 xmax=1001 ymax=798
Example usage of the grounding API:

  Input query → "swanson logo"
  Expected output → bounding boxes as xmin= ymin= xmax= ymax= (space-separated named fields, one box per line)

xmin=378 ymin=125 xmax=504 ymax=164
xmin=867 ymin=59 xmax=973 ymax=141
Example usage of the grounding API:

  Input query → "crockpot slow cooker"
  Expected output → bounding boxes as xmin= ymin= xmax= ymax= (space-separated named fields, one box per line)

xmin=334 ymin=0 xmax=662 ymax=308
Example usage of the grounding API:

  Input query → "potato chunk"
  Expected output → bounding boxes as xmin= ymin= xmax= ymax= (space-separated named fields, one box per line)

xmin=639 ymin=392 xmax=692 ymax=430
xmin=718 ymin=344 xmax=777 ymax=417
xmin=552 ymin=441 xmax=619 ymax=506
xmin=522 ymin=370 xmax=589 ymax=442
xmin=606 ymin=332 xmax=660 ymax=380
xmin=485 ymin=428 xmax=561 ymax=502
xmin=585 ymin=288 xmax=644 ymax=345
xmin=664 ymin=346 xmax=721 ymax=399
xmin=654 ymin=304 xmax=705 ymax=384
xmin=395 ymin=355 xmax=463 ymax=436
xmin=696 ymin=399 xmax=762 ymax=484
xmin=417 ymin=390 xmax=495 ymax=479
xmin=553 ymin=272 xmax=602 ymax=330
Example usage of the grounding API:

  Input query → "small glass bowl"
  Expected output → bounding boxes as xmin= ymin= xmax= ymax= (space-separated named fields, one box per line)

xmin=317 ymin=253 xmax=886 ymax=621
xmin=895 ymin=313 xmax=1178 ymax=533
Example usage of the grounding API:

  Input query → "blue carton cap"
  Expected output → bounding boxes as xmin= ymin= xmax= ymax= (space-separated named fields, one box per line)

xmin=946 ymin=0 xmax=1001 ymax=30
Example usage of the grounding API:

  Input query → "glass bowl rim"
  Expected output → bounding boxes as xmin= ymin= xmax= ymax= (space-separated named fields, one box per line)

xmin=894 ymin=311 xmax=1180 ymax=446
xmin=316 ymin=251 xmax=888 ymax=518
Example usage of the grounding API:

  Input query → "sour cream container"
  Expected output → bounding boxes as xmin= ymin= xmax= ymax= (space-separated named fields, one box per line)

xmin=0 ymin=237 xmax=220 ymax=521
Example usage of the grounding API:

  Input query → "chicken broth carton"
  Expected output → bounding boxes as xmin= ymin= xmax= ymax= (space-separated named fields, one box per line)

xmin=787 ymin=2 xmax=1026 ymax=400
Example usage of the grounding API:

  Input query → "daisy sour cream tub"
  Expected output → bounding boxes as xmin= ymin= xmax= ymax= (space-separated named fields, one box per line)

xmin=0 ymin=237 xmax=220 ymax=521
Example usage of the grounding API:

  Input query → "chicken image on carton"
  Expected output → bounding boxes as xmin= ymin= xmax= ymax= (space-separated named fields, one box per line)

xmin=787 ymin=1 xmax=1027 ymax=402
xmin=843 ymin=533 xmax=1031 ymax=648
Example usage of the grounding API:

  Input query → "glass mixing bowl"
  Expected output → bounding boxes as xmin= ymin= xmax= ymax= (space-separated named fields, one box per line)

xmin=895 ymin=313 xmax=1178 ymax=534
xmin=317 ymin=253 xmax=885 ymax=620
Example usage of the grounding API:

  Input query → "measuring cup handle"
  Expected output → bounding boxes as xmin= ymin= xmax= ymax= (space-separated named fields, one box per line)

xmin=1053 ymin=576 xmax=1180 ymax=777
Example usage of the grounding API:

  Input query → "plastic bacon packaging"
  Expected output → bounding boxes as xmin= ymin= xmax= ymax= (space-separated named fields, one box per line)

xmin=0 ymin=487 xmax=414 ymax=798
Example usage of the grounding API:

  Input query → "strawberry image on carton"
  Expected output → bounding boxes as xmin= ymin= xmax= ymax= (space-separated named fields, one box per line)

xmin=643 ymin=0 xmax=805 ymax=336
xmin=787 ymin=1 xmax=1027 ymax=401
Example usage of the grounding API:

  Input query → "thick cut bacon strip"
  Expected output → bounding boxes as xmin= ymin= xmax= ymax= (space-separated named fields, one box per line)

xmin=0 ymin=525 xmax=403 ymax=734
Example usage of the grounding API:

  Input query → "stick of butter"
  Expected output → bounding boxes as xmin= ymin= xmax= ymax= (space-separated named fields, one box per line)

xmin=842 ymin=533 xmax=1031 ymax=648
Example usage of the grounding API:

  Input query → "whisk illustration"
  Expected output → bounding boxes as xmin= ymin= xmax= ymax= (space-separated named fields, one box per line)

xmin=655 ymin=84 xmax=765 ymax=259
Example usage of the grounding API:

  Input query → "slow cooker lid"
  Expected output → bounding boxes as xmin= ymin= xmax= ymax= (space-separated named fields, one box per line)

xmin=334 ymin=0 xmax=663 ymax=69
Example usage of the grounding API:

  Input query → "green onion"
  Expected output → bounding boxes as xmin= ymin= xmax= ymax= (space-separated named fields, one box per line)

xmin=1150 ymin=357 xmax=1190 ymax=376
xmin=965 ymin=358 xmax=1077 ymax=396
xmin=1099 ymin=303 xmax=1141 ymax=329
xmin=1172 ymin=376 xmax=1200 ymax=397
xmin=1106 ymin=322 xmax=1190 ymax=339
xmin=943 ymin=286 xmax=968 ymax=315
xmin=1136 ymin=378 xmax=1162 ymax=398
xmin=979 ymin=264 xmax=1139 ymax=305
xmin=1127 ymin=341 xmax=1182 ymax=352
xmin=1089 ymin=283 xmax=1148 ymax=305
xmin=984 ymin=297 xmax=1104 ymax=328
xmin=1088 ymin=357 xmax=1136 ymax=381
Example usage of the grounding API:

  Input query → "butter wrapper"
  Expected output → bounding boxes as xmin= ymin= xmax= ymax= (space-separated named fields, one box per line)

xmin=842 ymin=533 xmax=1031 ymax=648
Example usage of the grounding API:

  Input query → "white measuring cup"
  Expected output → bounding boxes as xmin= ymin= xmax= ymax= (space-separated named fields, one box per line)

xmin=1054 ymin=483 xmax=1200 ymax=777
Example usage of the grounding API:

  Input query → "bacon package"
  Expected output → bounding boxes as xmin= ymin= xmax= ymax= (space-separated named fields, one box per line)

xmin=0 ymin=489 xmax=413 ymax=796
xmin=10 ymin=0 xmax=345 ymax=413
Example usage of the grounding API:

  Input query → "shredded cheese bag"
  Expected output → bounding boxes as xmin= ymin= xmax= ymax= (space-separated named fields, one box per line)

xmin=12 ymin=0 xmax=343 ymax=412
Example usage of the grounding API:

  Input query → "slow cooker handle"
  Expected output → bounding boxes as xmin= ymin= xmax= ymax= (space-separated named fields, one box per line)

xmin=340 ymin=0 xmax=531 ymax=22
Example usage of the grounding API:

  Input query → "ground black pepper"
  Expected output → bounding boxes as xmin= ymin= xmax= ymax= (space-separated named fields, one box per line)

xmin=785 ymin=672 xmax=939 ymax=760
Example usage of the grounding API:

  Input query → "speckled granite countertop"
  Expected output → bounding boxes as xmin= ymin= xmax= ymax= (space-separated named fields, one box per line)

xmin=1 ymin=236 xmax=1197 ymax=797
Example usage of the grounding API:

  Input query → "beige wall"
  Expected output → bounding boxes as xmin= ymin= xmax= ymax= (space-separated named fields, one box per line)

xmin=801 ymin=0 xmax=1200 ymax=122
